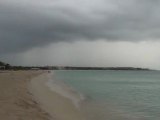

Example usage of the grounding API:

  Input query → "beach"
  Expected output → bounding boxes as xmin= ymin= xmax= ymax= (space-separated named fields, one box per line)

xmin=1 ymin=70 xmax=159 ymax=120
xmin=0 ymin=70 xmax=52 ymax=120
xmin=0 ymin=70 xmax=85 ymax=120
xmin=30 ymin=71 xmax=86 ymax=120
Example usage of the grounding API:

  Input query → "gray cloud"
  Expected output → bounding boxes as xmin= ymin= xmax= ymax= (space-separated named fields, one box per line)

xmin=1 ymin=0 xmax=160 ymax=54
xmin=3 ymin=41 xmax=160 ymax=69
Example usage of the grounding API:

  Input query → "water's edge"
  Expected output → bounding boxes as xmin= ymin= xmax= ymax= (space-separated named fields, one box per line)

xmin=29 ymin=72 xmax=86 ymax=120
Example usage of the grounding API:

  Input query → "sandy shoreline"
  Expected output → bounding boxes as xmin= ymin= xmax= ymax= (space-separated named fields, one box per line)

xmin=0 ymin=70 xmax=86 ymax=120
xmin=30 ymin=71 xmax=86 ymax=120
xmin=0 ymin=70 xmax=52 ymax=120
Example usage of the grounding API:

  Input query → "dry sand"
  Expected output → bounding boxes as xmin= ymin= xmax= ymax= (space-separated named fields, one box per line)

xmin=0 ymin=70 xmax=52 ymax=120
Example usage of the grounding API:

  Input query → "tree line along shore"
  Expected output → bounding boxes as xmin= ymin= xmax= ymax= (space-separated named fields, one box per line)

xmin=0 ymin=61 xmax=151 ymax=71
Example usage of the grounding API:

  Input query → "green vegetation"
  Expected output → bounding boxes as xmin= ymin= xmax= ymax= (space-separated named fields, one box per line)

xmin=0 ymin=60 xmax=151 ymax=71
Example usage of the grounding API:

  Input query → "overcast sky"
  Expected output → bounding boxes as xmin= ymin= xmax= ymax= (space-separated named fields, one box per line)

xmin=1 ymin=0 xmax=160 ymax=69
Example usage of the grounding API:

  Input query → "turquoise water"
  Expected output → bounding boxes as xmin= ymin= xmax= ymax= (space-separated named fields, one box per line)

xmin=53 ymin=70 xmax=160 ymax=120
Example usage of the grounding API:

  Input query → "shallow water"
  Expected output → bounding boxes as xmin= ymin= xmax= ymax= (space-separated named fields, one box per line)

xmin=52 ymin=70 xmax=160 ymax=120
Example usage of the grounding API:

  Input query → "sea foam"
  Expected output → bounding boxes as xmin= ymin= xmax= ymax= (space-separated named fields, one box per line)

xmin=46 ymin=72 xmax=85 ymax=108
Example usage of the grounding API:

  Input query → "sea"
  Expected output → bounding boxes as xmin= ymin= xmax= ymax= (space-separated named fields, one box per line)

xmin=48 ymin=70 xmax=160 ymax=120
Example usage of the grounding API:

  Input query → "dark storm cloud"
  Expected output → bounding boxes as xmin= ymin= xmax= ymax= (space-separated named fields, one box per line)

xmin=1 ymin=0 xmax=160 ymax=54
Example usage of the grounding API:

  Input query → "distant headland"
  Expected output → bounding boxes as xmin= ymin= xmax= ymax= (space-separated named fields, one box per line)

xmin=50 ymin=66 xmax=150 ymax=71
xmin=0 ymin=61 xmax=151 ymax=71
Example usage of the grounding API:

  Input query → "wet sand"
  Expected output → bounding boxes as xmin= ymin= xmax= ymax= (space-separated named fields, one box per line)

xmin=30 ymin=72 xmax=86 ymax=120
xmin=0 ymin=70 xmax=52 ymax=120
